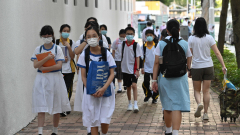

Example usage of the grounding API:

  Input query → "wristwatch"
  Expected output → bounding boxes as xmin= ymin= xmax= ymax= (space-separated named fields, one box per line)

xmin=187 ymin=67 xmax=191 ymax=71
xmin=136 ymin=68 xmax=140 ymax=71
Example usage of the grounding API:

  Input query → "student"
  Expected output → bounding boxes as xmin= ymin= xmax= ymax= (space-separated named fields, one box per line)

xmin=100 ymin=24 xmax=112 ymax=50
xmin=77 ymin=26 xmax=116 ymax=135
xmin=160 ymin=29 xmax=168 ymax=40
xmin=152 ymin=19 xmax=192 ymax=135
xmin=112 ymin=29 xmax=126 ymax=93
xmin=55 ymin=24 xmax=76 ymax=117
xmin=30 ymin=25 xmax=71 ymax=135
xmin=141 ymin=29 xmax=159 ymax=104
xmin=121 ymin=27 xmax=142 ymax=112
xmin=142 ymin=21 xmax=158 ymax=43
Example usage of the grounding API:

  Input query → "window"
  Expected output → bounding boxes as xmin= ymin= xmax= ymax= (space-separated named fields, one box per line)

xmin=52 ymin=0 xmax=57 ymax=2
xmin=124 ymin=0 xmax=126 ymax=11
xmin=109 ymin=0 xmax=112 ymax=10
xmin=64 ymin=0 xmax=68 ymax=4
xmin=120 ymin=0 xmax=122 ymax=11
xmin=95 ymin=0 xmax=98 ymax=8
xmin=85 ymin=0 xmax=88 ymax=7
xmin=115 ymin=0 xmax=117 ymax=10
xmin=74 ymin=0 xmax=77 ymax=6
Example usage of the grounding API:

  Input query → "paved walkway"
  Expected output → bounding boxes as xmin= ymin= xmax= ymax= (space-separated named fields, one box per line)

xmin=16 ymin=76 xmax=240 ymax=135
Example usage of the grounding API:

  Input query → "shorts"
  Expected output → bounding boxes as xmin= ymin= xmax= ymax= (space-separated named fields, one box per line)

xmin=191 ymin=66 xmax=214 ymax=81
xmin=122 ymin=73 xmax=138 ymax=87
xmin=115 ymin=61 xmax=123 ymax=80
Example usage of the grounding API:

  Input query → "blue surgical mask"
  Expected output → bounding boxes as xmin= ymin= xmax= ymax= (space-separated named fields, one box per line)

xmin=61 ymin=32 xmax=69 ymax=39
xmin=101 ymin=30 xmax=107 ymax=35
xmin=126 ymin=35 xmax=134 ymax=41
xmin=147 ymin=36 xmax=153 ymax=42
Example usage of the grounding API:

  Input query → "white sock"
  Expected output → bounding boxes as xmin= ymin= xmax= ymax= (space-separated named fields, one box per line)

xmin=134 ymin=100 xmax=138 ymax=106
xmin=172 ymin=130 xmax=179 ymax=135
xmin=102 ymin=133 xmax=107 ymax=135
xmin=53 ymin=127 xmax=58 ymax=134
xmin=165 ymin=126 xmax=172 ymax=133
xmin=129 ymin=100 xmax=131 ymax=105
xmin=38 ymin=127 xmax=43 ymax=134
xmin=87 ymin=127 xmax=91 ymax=133
xmin=118 ymin=82 xmax=122 ymax=89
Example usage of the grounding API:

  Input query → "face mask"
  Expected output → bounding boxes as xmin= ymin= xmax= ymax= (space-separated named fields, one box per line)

xmin=119 ymin=37 xmax=125 ymax=41
xmin=61 ymin=32 xmax=69 ymax=39
xmin=147 ymin=36 xmax=153 ymax=42
xmin=87 ymin=38 xmax=99 ymax=47
xmin=100 ymin=30 xmax=107 ymax=35
xmin=126 ymin=35 xmax=134 ymax=41
xmin=42 ymin=37 xmax=52 ymax=44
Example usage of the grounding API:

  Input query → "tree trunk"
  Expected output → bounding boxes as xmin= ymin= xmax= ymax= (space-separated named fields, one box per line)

xmin=218 ymin=0 xmax=229 ymax=54
xmin=202 ymin=0 xmax=209 ymax=25
xmin=231 ymin=0 xmax=240 ymax=69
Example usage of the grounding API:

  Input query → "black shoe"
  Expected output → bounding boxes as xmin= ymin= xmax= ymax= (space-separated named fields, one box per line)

xmin=60 ymin=112 xmax=67 ymax=117
xmin=152 ymin=99 xmax=157 ymax=104
xmin=87 ymin=133 xmax=91 ymax=135
xmin=51 ymin=133 xmax=57 ymax=135
xmin=165 ymin=132 xmax=172 ymax=135
xmin=144 ymin=96 xmax=151 ymax=102
xmin=117 ymin=89 xmax=122 ymax=93
xmin=124 ymin=86 xmax=127 ymax=90
xmin=66 ymin=111 xmax=71 ymax=115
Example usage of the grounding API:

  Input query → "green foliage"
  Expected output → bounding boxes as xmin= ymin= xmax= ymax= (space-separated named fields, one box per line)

xmin=211 ymin=48 xmax=240 ymax=87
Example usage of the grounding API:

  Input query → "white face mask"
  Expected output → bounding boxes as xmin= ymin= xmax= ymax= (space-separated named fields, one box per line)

xmin=87 ymin=38 xmax=99 ymax=47
xmin=119 ymin=37 xmax=125 ymax=41
xmin=42 ymin=37 xmax=52 ymax=44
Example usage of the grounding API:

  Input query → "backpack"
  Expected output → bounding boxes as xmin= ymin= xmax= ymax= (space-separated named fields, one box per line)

xmin=152 ymin=29 xmax=159 ymax=44
xmin=82 ymin=34 xmax=103 ymax=47
xmin=55 ymin=39 xmax=76 ymax=72
xmin=159 ymin=38 xmax=187 ymax=78
xmin=140 ymin=43 xmax=157 ymax=68
xmin=121 ymin=41 xmax=138 ymax=72
xmin=85 ymin=46 xmax=107 ymax=75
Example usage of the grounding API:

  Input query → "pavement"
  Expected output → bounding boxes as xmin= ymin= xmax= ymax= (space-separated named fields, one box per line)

xmin=16 ymin=75 xmax=240 ymax=135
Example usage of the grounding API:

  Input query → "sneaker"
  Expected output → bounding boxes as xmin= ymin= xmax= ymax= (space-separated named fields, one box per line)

xmin=127 ymin=104 xmax=133 ymax=111
xmin=60 ymin=112 xmax=67 ymax=117
xmin=66 ymin=111 xmax=71 ymax=115
xmin=203 ymin=113 xmax=209 ymax=120
xmin=194 ymin=103 xmax=203 ymax=118
xmin=134 ymin=105 xmax=139 ymax=113
xmin=124 ymin=86 xmax=127 ymax=90
xmin=117 ymin=89 xmax=122 ymax=93
xmin=152 ymin=99 xmax=157 ymax=104
xmin=144 ymin=96 xmax=151 ymax=102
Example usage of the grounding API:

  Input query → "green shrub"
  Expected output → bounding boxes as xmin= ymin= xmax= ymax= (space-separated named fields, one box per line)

xmin=211 ymin=48 xmax=240 ymax=87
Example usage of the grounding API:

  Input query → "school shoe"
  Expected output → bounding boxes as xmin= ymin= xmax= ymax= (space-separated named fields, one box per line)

xmin=66 ymin=111 xmax=71 ymax=115
xmin=152 ymin=99 xmax=157 ymax=104
xmin=51 ymin=133 xmax=57 ymax=135
xmin=127 ymin=104 xmax=133 ymax=111
xmin=203 ymin=113 xmax=209 ymax=120
xmin=144 ymin=96 xmax=151 ymax=102
xmin=60 ymin=112 xmax=67 ymax=117
xmin=134 ymin=105 xmax=139 ymax=113
xmin=117 ymin=89 xmax=122 ymax=93
xmin=165 ymin=132 xmax=172 ymax=135
xmin=194 ymin=103 xmax=203 ymax=118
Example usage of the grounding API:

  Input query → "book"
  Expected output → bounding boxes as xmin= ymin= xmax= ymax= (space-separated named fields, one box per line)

xmin=35 ymin=51 xmax=56 ymax=73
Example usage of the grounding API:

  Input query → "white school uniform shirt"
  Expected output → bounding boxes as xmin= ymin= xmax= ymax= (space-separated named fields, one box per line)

xmin=121 ymin=41 xmax=142 ymax=74
xmin=141 ymin=42 xmax=156 ymax=73
xmin=111 ymin=38 xmax=125 ymax=61
xmin=31 ymin=44 xmax=65 ymax=72
xmin=142 ymin=26 xmax=158 ymax=42
xmin=188 ymin=34 xmax=216 ymax=69
xmin=56 ymin=39 xmax=76 ymax=73
xmin=79 ymin=34 xmax=108 ymax=48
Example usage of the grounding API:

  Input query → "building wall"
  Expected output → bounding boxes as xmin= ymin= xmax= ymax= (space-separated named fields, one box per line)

xmin=0 ymin=0 xmax=134 ymax=135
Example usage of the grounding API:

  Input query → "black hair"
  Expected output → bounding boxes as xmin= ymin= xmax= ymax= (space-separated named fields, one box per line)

xmin=193 ymin=17 xmax=209 ymax=38
xmin=40 ymin=25 xmax=55 ymax=43
xmin=125 ymin=27 xmax=135 ymax=34
xmin=147 ymin=21 xmax=152 ymax=26
xmin=188 ymin=21 xmax=191 ymax=24
xmin=87 ymin=17 xmax=98 ymax=22
xmin=84 ymin=21 xmax=99 ymax=29
xmin=100 ymin=24 xmax=107 ymax=30
xmin=161 ymin=29 xmax=168 ymax=40
xmin=145 ymin=29 xmax=154 ymax=36
xmin=84 ymin=26 xmax=100 ymax=39
xmin=60 ymin=24 xmax=71 ymax=32
xmin=166 ymin=19 xmax=180 ymax=43
xmin=127 ymin=24 xmax=131 ymax=27
xmin=156 ymin=26 xmax=159 ymax=29
xmin=119 ymin=29 xmax=126 ymax=35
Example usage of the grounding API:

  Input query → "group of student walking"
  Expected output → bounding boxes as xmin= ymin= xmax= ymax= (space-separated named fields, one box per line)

xmin=30 ymin=16 xmax=226 ymax=135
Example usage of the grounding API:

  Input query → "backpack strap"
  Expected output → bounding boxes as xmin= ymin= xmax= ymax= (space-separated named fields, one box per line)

xmin=70 ymin=39 xmax=73 ymax=47
xmin=133 ymin=42 xmax=137 ymax=58
xmin=101 ymin=46 xmax=107 ymax=61
xmin=56 ymin=39 xmax=60 ymax=45
xmin=40 ymin=45 xmax=43 ymax=53
xmin=85 ymin=46 xmax=91 ymax=75
xmin=142 ymin=45 xmax=146 ymax=67
xmin=121 ymin=41 xmax=126 ymax=61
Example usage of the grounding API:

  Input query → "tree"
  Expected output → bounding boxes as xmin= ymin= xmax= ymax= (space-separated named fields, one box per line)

xmin=202 ymin=0 xmax=209 ymax=24
xmin=218 ymin=0 xmax=229 ymax=54
xmin=231 ymin=0 xmax=240 ymax=68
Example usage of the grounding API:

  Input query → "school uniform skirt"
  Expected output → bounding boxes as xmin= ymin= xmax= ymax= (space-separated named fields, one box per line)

xmin=74 ymin=71 xmax=84 ymax=112
xmin=32 ymin=72 xmax=71 ymax=115
xmin=82 ymin=83 xmax=115 ymax=127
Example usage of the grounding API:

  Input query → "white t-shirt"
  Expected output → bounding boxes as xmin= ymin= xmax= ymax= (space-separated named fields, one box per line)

xmin=56 ymin=40 xmax=76 ymax=73
xmin=77 ymin=50 xmax=116 ymax=70
xmin=182 ymin=20 xmax=188 ymax=26
xmin=111 ymin=38 xmax=125 ymax=61
xmin=141 ymin=43 xmax=156 ymax=73
xmin=188 ymin=34 xmax=216 ymax=68
xmin=142 ymin=26 xmax=158 ymax=42
xmin=121 ymin=41 xmax=142 ymax=74
xmin=79 ymin=34 xmax=108 ymax=48
xmin=31 ymin=44 xmax=65 ymax=73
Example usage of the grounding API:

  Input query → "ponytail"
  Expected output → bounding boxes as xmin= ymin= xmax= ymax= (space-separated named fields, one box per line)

xmin=167 ymin=19 xmax=180 ymax=44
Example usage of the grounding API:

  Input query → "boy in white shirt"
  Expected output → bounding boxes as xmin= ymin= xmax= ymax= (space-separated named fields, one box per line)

xmin=141 ymin=29 xmax=159 ymax=104
xmin=121 ymin=27 xmax=142 ymax=112
xmin=112 ymin=29 xmax=126 ymax=93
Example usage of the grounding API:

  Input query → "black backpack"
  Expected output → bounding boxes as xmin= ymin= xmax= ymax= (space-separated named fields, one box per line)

xmin=85 ymin=46 xmax=107 ymax=75
xmin=81 ymin=34 xmax=103 ymax=47
xmin=152 ymin=29 xmax=159 ymax=44
xmin=160 ymin=38 xmax=187 ymax=78
xmin=140 ymin=43 xmax=157 ymax=68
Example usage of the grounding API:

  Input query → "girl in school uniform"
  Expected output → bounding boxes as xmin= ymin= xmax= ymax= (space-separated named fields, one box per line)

xmin=55 ymin=24 xmax=76 ymax=117
xmin=77 ymin=26 xmax=116 ymax=135
xmin=30 ymin=25 xmax=71 ymax=135
xmin=100 ymin=24 xmax=112 ymax=50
